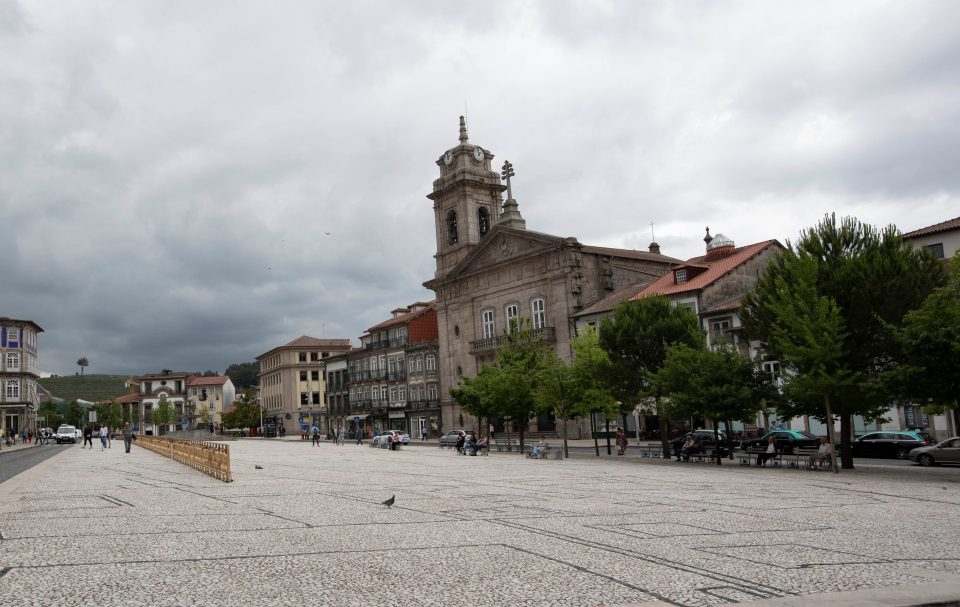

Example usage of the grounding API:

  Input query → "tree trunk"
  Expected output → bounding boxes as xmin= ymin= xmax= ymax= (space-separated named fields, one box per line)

xmin=591 ymin=412 xmax=599 ymax=456
xmin=561 ymin=416 xmax=569 ymax=458
xmin=505 ymin=419 xmax=512 ymax=452
xmin=723 ymin=420 xmax=734 ymax=460
xmin=657 ymin=396 xmax=671 ymax=459
xmin=605 ymin=417 xmax=612 ymax=455
xmin=824 ymin=394 xmax=839 ymax=474
xmin=839 ymin=411 xmax=854 ymax=469
xmin=713 ymin=422 xmax=722 ymax=465
xmin=952 ymin=403 xmax=960 ymax=438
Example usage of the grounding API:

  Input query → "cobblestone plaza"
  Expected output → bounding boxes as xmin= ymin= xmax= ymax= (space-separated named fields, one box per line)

xmin=1 ymin=441 xmax=958 ymax=606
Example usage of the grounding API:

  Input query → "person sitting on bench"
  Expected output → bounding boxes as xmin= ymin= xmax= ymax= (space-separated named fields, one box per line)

xmin=680 ymin=436 xmax=699 ymax=462
xmin=530 ymin=436 xmax=547 ymax=459
xmin=811 ymin=437 xmax=831 ymax=469
xmin=455 ymin=432 xmax=466 ymax=454
xmin=757 ymin=436 xmax=777 ymax=466
xmin=471 ymin=435 xmax=488 ymax=455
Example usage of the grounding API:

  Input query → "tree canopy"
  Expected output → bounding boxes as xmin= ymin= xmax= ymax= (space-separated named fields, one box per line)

xmin=741 ymin=214 xmax=946 ymax=468
xmin=225 ymin=362 xmax=259 ymax=390
xmin=599 ymin=296 xmax=704 ymax=456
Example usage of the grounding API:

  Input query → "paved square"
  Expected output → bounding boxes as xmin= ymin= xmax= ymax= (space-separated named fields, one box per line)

xmin=1 ymin=441 xmax=959 ymax=606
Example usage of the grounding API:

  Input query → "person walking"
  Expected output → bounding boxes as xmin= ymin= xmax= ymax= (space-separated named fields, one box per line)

xmin=99 ymin=425 xmax=108 ymax=451
xmin=122 ymin=421 xmax=136 ymax=454
xmin=421 ymin=426 xmax=428 ymax=442
xmin=311 ymin=424 xmax=320 ymax=447
xmin=355 ymin=426 xmax=364 ymax=445
xmin=616 ymin=426 xmax=628 ymax=456
xmin=83 ymin=425 xmax=94 ymax=449
xmin=338 ymin=425 xmax=346 ymax=446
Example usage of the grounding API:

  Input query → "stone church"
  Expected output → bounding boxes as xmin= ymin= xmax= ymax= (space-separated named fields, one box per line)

xmin=423 ymin=118 xmax=680 ymax=438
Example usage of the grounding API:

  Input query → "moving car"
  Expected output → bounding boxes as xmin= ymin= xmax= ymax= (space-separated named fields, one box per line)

xmin=909 ymin=437 xmax=960 ymax=466
xmin=741 ymin=430 xmax=819 ymax=454
xmin=55 ymin=425 xmax=78 ymax=444
xmin=850 ymin=430 xmax=934 ymax=459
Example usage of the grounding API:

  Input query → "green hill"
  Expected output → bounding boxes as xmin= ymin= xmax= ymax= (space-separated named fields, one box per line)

xmin=38 ymin=374 xmax=133 ymax=403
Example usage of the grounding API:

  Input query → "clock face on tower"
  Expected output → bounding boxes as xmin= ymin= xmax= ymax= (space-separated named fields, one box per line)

xmin=443 ymin=150 xmax=454 ymax=166
xmin=473 ymin=146 xmax=484 ymax=161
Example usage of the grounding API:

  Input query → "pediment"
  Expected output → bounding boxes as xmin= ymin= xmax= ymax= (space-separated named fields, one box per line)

xmin=445 ymin=226 xmax=571 ymax=281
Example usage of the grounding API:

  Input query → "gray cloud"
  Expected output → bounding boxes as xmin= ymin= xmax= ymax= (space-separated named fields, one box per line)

xmin=1 ymin=0 xmax=958 ymax=376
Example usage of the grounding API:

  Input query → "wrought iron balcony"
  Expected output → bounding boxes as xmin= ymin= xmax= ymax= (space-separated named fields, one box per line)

xmin=469 ymin=326 xmax=556 ymax=355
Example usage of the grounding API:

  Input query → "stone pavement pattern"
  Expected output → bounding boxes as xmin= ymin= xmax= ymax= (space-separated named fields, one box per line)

xmin=0 ymin=441 xmax=958 ymax=606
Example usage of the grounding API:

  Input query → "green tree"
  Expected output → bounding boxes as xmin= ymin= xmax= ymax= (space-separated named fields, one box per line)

xmin=95 ymin=400 xmax=122 ymax=430
xmin=37 ymin=399 xmax=63 ymax=429
xmin=223 ymin=389 xmax=262 ymax=432
xmin=657 ymin=344 xmax=775 ymax=465
xmin=742 ymin=214 xmax=946 ymax=469
xmin=451 ymin=324 xmax=550 ymax=451
xmin=198 ymin=403 xmax=211 ymax=427
xmin=152 ymin=395 xmax=176 ymax=434
xmin=599 ymin=296 xmax=704 ymax=458
xmin=76 ymin=357 xmax=89 ymax=375
xmin=892 ymin=251 xmax=960 ymax=432
xmin=66 ymin=400 xmax=85 ymax=427
xmin=225 ymin=362 xmax=259 ymax=390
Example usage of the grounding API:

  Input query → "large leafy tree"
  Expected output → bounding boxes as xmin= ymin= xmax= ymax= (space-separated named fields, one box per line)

xmin=65 ymin=400 xmax=85 ymax=427
xmin=892 ymin=251 xmax=960 ymax=432
xmin=599 ymin=296 xmax=704 ymax=458
xmin=656 ymin=344 xmax=774 ymax=465
xmin=451 ymin=324 xmax=550 ymax=451
xmin=223 ymin=389 xmax=262 ymax=432
xmin=742 ymin=214 xmax=946 ymax=468
xmin=95 ymin=400 xmax=122 ymax=430
xmin=37 ymin=399 xmax=63 ymax=429
xmin=533 ymin=329 xmax=619 ymax=458
xmin=151 ymin=396 xmax=176 ymax=434
xmin=76 ymin=357 xmax=89 ymax=376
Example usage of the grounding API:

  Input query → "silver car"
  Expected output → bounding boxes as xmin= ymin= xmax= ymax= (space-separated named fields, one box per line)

xmin=909 ymin=437 xmax=960 ymax=466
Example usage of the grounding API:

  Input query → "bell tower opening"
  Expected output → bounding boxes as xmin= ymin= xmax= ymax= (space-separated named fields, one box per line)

xmin=447 ymin=210 xmax=459 ymax=244
xmin=478 ymin=208 xmax=490 ymax=237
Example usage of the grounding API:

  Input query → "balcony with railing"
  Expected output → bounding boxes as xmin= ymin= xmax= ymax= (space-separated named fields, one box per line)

xmin=407 ymin=399 xmax=440 ymax=411
xmin=387 ymin=370 xmax=406 ymax=382
xmin=469 ymin=326 xmax=557 ymax=355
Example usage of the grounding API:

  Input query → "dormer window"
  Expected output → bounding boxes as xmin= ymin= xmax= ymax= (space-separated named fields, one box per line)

xmin=675 ymin=269 xmax=687 ymax=285
xmin=447 ymin=210 xmax=458 ymax=244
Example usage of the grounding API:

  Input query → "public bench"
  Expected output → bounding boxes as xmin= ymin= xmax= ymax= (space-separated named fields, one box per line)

xmin=684 ymin=449 xmax=719 ymax=463
xmin=788 ymin=447 xmax=834 ymax=470
xmin=736 ymin=448 xmax=782 ymax=467
xmin=494 ymin=437 xmax=520 ymax=452
xmin=638 ymin=444 xmax=663 ymax=458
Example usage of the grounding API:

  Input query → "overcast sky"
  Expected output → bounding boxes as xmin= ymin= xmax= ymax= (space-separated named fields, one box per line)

xmin=2 ymin=1 xmax=958 ymax=377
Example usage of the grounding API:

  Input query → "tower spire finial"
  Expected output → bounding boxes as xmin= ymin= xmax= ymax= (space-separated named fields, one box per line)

xmin=459 ymin=115 xmax=468 ymax=143
xmin=704 ymin=226 xmax=713 ymax=249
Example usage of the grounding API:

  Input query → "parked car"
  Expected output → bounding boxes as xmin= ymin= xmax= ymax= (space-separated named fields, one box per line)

xmin=73 ymin=428 xmax=83 ymax=441
xmin=55 ymin=425 xmax=78 ymax=444
xmin=439 ymin=430 xmax=467 ymax=447
xmin=909 ymin=437 xmax=960 ymax=466
xmin=670 ymin=429 xmax=729 ymax=456
xmin=851 ymin=430 xmax=934 ymax=459
xmin=741 ymin=430 xmax=819 ymax=454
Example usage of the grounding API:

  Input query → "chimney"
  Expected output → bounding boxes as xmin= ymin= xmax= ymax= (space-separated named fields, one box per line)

xmin=648 ymin=242 xmax=661 ymax=254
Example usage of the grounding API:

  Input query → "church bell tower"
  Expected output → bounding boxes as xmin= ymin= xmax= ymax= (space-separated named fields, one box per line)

xmin=427 ymin=116 xmax=506 ymax=279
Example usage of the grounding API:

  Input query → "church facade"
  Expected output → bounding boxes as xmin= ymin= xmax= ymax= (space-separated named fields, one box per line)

xmin=423 ymin=118 xmax=680 ymax=437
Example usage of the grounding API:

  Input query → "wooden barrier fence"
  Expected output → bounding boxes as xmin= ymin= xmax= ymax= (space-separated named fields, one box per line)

xmin=135 ymin=436 xmax=233 ymax=483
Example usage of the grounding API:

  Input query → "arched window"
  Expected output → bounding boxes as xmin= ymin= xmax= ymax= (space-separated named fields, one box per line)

xmin=531 ymin=298 xmax=546 ymax=330
xmin=478 ymin=208 xmax=490 ymax=237
xmin=447 ymin=210 xmax=459 ymax=244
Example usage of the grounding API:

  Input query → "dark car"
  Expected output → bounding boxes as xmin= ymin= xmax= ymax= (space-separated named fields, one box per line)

xmin=742 ymin=430 xmax=819 ymax=454
xmin=670 ymin=429 xmax=729 ymax=457
xmin=851 ymin=430 xmax=934 ymax=460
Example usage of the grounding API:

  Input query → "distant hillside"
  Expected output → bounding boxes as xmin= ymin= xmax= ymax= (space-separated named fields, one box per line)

xmin=38 ymin=374 xmax=132 ymax=403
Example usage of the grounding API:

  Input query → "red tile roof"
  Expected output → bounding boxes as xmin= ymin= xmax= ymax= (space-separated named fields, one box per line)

xmin=581 ymin=245 xmax=683 ymax=264
xmin=903 ymin=216 xmax=960 ymax=239
xmin=574 ymin=281 xmax=648 ymax=318
xmin=631 ymin=240 xmax=781 ymax=299
xmin=366 ymin=301 xmax=437 ymax=333
xmin=116 ymin=392 xmax=140 ymax=404
xmin=187 ymin=375 xmax=229 ymax=387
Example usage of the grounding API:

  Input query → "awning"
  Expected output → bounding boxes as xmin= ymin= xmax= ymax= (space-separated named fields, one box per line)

xmin=388 ymin=411 xmax=406 ymax=419
xmin=349 ymin=414 xmax=369 ymax=421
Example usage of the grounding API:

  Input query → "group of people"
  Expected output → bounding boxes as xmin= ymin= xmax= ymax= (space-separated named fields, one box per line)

xmin=455 ymin=431 xmax=488 ymax=456
xmin=79 ymin=422 xmax=138 ymax=453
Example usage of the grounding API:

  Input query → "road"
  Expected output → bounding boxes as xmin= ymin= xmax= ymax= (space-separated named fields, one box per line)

xmin=0 ymin=443 xmax=70 ymax=484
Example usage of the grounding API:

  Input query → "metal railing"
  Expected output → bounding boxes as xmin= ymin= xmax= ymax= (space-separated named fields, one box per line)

xmin=469 ymin=326 xmax=556 ymax=354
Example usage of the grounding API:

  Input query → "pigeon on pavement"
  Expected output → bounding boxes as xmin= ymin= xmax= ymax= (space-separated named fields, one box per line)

xmin=255 ymin=465 xmax=263 ymax=470
xmin=381 ymin=495 xmax=395 ymax=508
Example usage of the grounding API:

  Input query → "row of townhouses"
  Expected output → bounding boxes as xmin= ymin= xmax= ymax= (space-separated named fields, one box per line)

xmin=252 ymin=118 xmax=960 ymax=442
